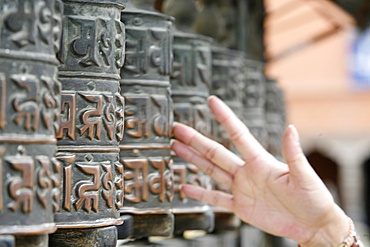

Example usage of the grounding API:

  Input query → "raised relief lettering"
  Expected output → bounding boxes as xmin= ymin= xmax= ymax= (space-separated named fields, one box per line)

xmin=79 ymin=93 xmax=103 ymax=140
xmin=57 ymin=93 xmax=76 ymax=140
xmin=124 ymin=30 xmax=149 ymax=74
xmin=56 ymin=153 xmax=76 ymax=212
xmin=52 ymin=0 xmax=64 ymax=52
xmin=4 ymin=0 xmax=37 ymax=48
xmin=151 ymin=95 xmax=170 ymax=137
xmin=123 ymin=159 xmax=149 ymax=203
xmin=114 ymin=161 xmax=124 ymax=209
xmin=11 ymin=74 xmax=40 ymax=131
xmin=50 ymin=158 xmax=61 ymax=212
xmin=115 ymin=20 xmax=125 ymax=69
xmin=6 ymin=146 xmax=34 ymax=213
xmin=101 ymin=162 xmax=114 ymax=208
xmin=173 ymin=48 xmax=194 ymax=86
xmin=164 ymin=158 xmax=173 ymax=202
xmin=174 ymin=105 xmax=192 ymax=127
xmin=36 ymin=156 xmax=52 ymax=208
xmin=97 ymin=19 xmax=113 ymax=67
xmin=69 ymin=17 xmax=100 ymax=67
xmin=196 ymin=49 xmax=210 ymax=87
xmin=115 ymin=93 xmax=125 ymax=141
xmin=103 ymin=95 xmax=116 ymax=140
xmin=125 ymin=96 xmax=150 ymax=139
xmin=40 ymin=75 xmax=62 ymax=132
xmin=148 ymin=158 xmax=166 ymax=202
xmin=75 ymin=157 xmax=100 ymax=213
xmin=0 ymin=74 xmax=5 ymax=129
xmin=173 ymin=165 xmax=187 ymax=201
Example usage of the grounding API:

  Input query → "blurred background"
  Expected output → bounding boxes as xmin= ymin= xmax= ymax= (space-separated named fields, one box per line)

xmin=264 ymin=0 xmax=370 ymax=243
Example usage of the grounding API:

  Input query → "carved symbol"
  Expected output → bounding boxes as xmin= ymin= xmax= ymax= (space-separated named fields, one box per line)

xmin=148 ymin=158 xmax=166 ymax=202
xmin=114 ymin=161 xmax=124 ymax=209
xmin=6 ymin=146 xmax=34 ymax=213
xmin=4 ymin=0 xmax=37 ymax=47
xmin=196 ymin=49 xmax=210 ymax=87
xmin=125 ymin=96 xmax=150 ymax=139
xmin=50 ymin=157 xmax=61 ymax=212
xmin=11 ymin=74 xmax=40 ymax=131
xmin=0 ymin=74 xmax=5 ymax=129
xmin=36 ymin=156 xmax=52 ymax=208
xmin=79 ymin=93 xmax=103 ymax=140
xmin=56 ymin=93 xmax=77 ymax=140
xmin=123 ymin=159 xmax=149 ymax=203
xmin=151 ymin=95 xmax=170 ymax=137
xmin=75 ymin=157 xmax=100 ymax=213
xmin=101 ymin=162 xmax=114 ymax=208
xmin=173 ymin=165 xmax=187 ymax=201
xmin=115 ymin=20 xmax=125 ymax=69
xmin=98 ymin=19 xmax=113 ymax=67
xmin=56 ymin=153 xmax=76 ymax=212
xmin=52 ymin=0 xmax=64 ymax=53
xmin=40 ymin=75 xmax=61 ymax=131
xmin=103 ymin=95 xmax=116 ymax=141
xmin=172 ymin=48 xmax=194 ymax=86
xmin=115 ymin=93 xmax=125 ymax=141
xmin=124 ymin=31 xmax=149 ymax=74
xmin=70 ymin=17 xmax=100 ymax=67
xmin=174 ymin=105 xmax=193 ymax=127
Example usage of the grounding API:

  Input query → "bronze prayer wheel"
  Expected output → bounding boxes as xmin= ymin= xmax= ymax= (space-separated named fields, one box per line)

xmin=243 ymin=58 xmax=268 ymax=149
xmin=0 ymin=0 xmax=63 ymax=241
xmin=171 ymin=31 xmax=214 ymax=235
xmin=52 ymin=0 xmax=125 ymax=245
xmin=118 ymin=0 xmax=174 ymax=239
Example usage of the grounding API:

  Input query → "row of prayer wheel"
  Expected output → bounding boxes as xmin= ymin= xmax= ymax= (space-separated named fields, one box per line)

xmin=0 ymin=0 xmax=286 ymax=246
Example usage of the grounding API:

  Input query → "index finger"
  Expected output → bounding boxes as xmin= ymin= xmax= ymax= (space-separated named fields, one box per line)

xmin=208 ymin=96 xmax=269 ymax=163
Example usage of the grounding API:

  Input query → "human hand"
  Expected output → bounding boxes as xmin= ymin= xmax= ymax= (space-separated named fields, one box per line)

xmin=172 ymin=96 xmax=349 ymax=246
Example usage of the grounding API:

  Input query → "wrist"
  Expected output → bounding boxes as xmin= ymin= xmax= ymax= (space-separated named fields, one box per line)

xmin=299 ymin=205 xmax=349 ymax=247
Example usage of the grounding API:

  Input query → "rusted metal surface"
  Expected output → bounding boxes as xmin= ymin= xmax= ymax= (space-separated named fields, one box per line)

xmin=118 ymin=0 xmax=174 ymax=239
xmin=0 ymin=0 xmax=63 ymax=240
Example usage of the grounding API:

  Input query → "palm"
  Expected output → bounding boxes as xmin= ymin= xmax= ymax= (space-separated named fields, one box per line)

xmin=172 ymin=96 xmax=343 ymax=244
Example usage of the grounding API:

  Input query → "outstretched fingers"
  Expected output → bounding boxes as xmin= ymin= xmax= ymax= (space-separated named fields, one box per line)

xmin=208 ymin=96 xmax=270 ymax=163
xmin=172 ymin=141 xmax=233 ymax=187
xmin=173 ymin=123 xmax=244 ymax=176
xmin=181 ymin=184 xmax=234 ymax=211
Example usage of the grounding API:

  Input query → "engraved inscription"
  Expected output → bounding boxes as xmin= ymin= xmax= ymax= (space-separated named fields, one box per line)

xmin=123 ymin=157 xmax=173 ymax=204
xmin=6 ymin=148 xmax=35 ymax=213
xmin=56 ymin=93 xmax=77 ymax=140
xmin=124 ymin=28 xmax=170 ymax=76
xmin=75 ymin=161 xmax=100 ymax=213
xmin=114 ymin=161 xmax=124 ymax=209
xmin=4 ymin=0 xmax=63 ymax=51
xmin=36 ymin=156 xmax=52 ymax=208
xmin=57 ymin=92 xmax=124 ymax=141
xmin=124 ymin=94 xmax=171 ymax=140
xmin=173 ymin=164 xmax=206 ymax=201
xmin=50 ymin=158 xmax=61 ymax=212
xmin=174 ymin=104 xmax=210 ymax=136
xmin=56 ymin=153 xmax=76 ymax=212
xmin=124 ymin=159 xmax=149 ymax=203
xmin=101 ymin=162 xmax=114 ymax=208
xmin=173 ymin=165 xmax=187 ymax=201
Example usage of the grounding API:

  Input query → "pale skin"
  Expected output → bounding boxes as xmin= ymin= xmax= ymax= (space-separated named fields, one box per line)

xmin=172 ymin=96 xmax=349 ymax=247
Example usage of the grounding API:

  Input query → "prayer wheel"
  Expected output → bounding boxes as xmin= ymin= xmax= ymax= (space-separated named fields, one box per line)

xmin=171 ymin=30 xmax=214 ymax=235
xmin=0 ymin=0 xmax=63 ymax=245
xmin=118 ymin=0 xmax=175 ymax=239
xmin=51 ymin=1 xmax=126 ymax=245
xmin=243 ymin=59 xmax=268 ymax=148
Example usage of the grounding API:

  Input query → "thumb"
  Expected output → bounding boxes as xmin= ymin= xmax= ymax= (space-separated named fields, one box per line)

xmin=282 ymin=125 xmax=317 ymax=181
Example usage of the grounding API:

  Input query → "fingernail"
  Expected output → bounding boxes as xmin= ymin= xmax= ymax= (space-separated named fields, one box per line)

xmin=289 ymin=124 xmax=300 ymax=142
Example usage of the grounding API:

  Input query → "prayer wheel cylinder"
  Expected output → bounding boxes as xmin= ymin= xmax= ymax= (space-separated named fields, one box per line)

xmin=51 ymin=1 xmax=126 ymax=245
xmin=171 ymin=31 xmax=214 ymax=235
xmin=118 ymin=0 xmax=175 ymax=239
xmin=0 ymin=0 xmax=63 ymax=245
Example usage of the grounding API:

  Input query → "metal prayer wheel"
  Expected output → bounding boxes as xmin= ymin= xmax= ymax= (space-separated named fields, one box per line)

xmin=243 ymin=59 xmax=268 ymax=148
xmin=265 ymin=79 xmax=286 ymax=161
xmin=171 ymin=31 xmax=214 ymax=235
xmin=51 ymin=1 xmax=125 ymax=245
xmin=118 ymin=0 xmax=174 ymax=239
xmin=210 ymin=47 xmax=243 ymax=236
xmin=0 ymin=0 xmax=63 ymax=243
